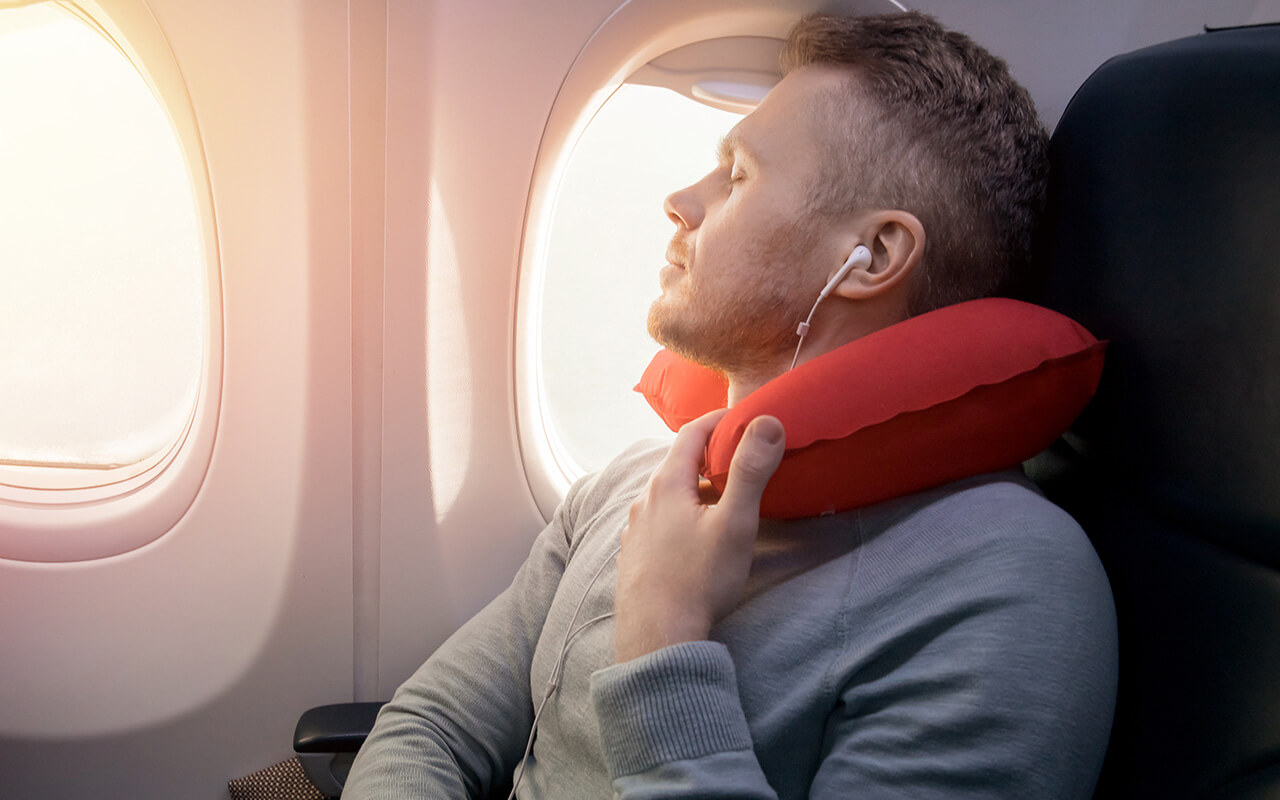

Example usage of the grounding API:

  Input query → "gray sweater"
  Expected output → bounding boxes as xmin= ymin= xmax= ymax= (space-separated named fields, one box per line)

xmin=344 ymin=440 xmax=1117 ymax=799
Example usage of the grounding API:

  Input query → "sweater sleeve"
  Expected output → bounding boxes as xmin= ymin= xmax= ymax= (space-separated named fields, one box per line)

xmin=342 ymin=486 xmax=581 ymax=800
xmin=590 ymin=642 xmax=779 ymax=799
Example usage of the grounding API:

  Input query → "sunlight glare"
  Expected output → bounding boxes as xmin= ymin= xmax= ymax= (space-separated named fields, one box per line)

xmin=0 ymin=5 xmax=204 ymax=469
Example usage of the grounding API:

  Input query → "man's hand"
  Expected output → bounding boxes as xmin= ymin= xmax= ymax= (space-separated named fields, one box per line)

xmin=614 ymin=410 xmax=786 ymax=663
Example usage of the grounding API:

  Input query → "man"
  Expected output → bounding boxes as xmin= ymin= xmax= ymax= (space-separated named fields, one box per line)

xmin=345 ymin=11 xmax=1116 ymax=798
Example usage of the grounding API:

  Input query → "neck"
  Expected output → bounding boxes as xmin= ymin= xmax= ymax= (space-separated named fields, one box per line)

xmin=726 ymin=371 xmax=777 ymax=407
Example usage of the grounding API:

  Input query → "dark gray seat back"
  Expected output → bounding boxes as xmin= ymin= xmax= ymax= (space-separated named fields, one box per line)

xmin=1033 ymin=23 xmax=1280 ymax=799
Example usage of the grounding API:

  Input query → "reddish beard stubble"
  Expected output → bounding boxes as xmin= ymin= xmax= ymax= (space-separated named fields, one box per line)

xmin=647 ymin=215 xmax=825 ymax=377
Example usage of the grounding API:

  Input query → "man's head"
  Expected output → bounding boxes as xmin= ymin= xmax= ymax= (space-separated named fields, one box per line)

xmin=648 ymin=11 xmax=1048 ymax=381
xmin=782 ymin=12 xmax=1049 ymax=315
xmin=647 ymin=62 xmax=853 ymax=378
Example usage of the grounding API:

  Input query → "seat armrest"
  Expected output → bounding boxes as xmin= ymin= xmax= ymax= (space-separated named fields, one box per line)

xmin=293 ymin=702 xmax=386 ymax=796
xmin=294 ymin=702 xmax=386 ymax=753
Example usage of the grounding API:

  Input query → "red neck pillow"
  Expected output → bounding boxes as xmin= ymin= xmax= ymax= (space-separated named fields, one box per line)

xmin=635 ymin=298 xmax=1105 ymax=519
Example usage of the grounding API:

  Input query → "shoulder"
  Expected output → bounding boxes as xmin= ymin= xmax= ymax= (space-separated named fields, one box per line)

xmin=860 ymin=471 xmax=1108 ymax=601
xmin=830 ymin=474 xmax=1118 ymax=795
xmin=556 ymin=438 xmax=670 ymax=542
xmin=850 ymin=471 xmax=1117 ymax=703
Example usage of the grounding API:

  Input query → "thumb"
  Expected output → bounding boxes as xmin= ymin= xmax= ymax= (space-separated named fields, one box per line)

xmin=716 ymin=416 xmax=786 ymax=516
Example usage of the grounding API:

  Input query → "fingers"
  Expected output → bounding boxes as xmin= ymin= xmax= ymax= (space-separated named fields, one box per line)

xmin=649 ymin=408 xmax=729 ymax=496
xmin=715 ymin=415 xmax=785 ymax=517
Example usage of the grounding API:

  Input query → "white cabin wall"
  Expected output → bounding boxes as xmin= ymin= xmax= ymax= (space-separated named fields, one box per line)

xmin=373 ymin=0 xmax=624 ymax=698
xmin=349 ymin=0 xmax=391 ymax=705
xmin=1 ymin=0 xmax=355 ymax=796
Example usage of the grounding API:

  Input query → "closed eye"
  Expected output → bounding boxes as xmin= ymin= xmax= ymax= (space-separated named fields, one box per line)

xmin=717 ymin=131 xmax=754 ymax=188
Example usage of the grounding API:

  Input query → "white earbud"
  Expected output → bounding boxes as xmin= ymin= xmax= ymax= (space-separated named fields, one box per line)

xmin=819 ymin=245 xmax=873 ymax=299
xmin=790 ymin=245 xmax=872 ymax=371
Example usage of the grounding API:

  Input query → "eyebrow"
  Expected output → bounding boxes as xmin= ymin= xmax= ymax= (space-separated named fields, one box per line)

xmin=716 ymin=131 xmax=754 ymax=167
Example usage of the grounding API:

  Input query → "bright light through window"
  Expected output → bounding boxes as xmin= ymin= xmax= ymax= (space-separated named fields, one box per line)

xmin=539 ymin=84 xmax=741 ymax=475
xmin=0 ymin=5 xmax=204 ymax=470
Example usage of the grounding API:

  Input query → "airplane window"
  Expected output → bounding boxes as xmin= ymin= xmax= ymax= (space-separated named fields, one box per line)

xmin=0 ymin=4 xmax=205 ymax=476
xmin=537 ymin=83 xmax=742 ymax=476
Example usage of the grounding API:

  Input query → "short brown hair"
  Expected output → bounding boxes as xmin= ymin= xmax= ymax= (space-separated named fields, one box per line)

xmin=782 ymin=12 xmax=1049 ymax=314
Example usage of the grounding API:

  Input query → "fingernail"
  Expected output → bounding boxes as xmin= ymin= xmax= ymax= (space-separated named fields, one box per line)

xmin=751 ymin=417 xmax=784 ymax=445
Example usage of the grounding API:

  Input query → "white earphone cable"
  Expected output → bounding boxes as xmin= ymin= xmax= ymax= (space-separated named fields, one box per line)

xmin=507 ymin=543 xmax=623 ymax=799
xmin=789 ymin=245 xmax=871 ymax=371
xmin=789 ymin=295 xmax=826 ymax=371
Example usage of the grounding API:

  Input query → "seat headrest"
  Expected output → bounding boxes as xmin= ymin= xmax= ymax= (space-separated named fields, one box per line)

xmin=1037 ymin=25 xmax=1280 ymax=565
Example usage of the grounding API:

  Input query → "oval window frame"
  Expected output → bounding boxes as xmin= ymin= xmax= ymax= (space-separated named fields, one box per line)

xmin=0 ymin=0 xmax=223 ymax=563
xmin=514 ymin=0 xmax=903 ymax=519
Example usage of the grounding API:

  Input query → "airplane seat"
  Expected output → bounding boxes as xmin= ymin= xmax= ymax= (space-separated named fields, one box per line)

xmin=1027 ymin=22 xmax=1280 ymax=800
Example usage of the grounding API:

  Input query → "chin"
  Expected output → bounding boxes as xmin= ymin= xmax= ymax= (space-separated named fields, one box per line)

xmin=647 ymin=305 xmax=699 ymax=362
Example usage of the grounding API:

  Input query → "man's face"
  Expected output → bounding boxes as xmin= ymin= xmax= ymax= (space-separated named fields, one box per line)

xmin=647 ymin=66 xmax=850 ymax=375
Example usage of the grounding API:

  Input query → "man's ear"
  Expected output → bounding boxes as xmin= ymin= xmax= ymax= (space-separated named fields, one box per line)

xmin=828 ymin=210 xmax=925 ymax=301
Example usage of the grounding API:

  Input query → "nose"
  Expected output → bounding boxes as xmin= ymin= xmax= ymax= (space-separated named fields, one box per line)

xmin=664 ymin=182 xmax=704 ymax=231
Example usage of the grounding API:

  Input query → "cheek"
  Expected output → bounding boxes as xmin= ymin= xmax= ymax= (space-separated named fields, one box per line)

xmin=691 ymin=214 xmax=752 ymax=279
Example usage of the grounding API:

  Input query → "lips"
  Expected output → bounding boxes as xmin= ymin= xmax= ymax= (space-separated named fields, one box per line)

xmin=665 ymin=240 xmax=691 ymax=271
xmin=661 ymin=252 xmax=687 ymax=287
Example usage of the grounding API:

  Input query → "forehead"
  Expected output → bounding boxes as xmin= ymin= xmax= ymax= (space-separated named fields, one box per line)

xmin=726 ymin=65 xmax=854 ymax=167
xmin=763 ymin=64 xmax=854 ymax=116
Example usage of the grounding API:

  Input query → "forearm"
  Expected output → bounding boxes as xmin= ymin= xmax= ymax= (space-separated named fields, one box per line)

xmin=342 ymin=699 xmax=484 ymax=799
